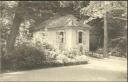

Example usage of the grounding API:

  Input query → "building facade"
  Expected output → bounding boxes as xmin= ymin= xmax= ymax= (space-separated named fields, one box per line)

xmin=33 ymin=15 xmax=91 ymax=52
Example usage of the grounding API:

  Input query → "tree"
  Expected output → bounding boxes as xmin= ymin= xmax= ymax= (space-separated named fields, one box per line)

xmin=107 ymin=9 xmax=127 ymax=57
xmin=80 ymin=1 xmax=127 ymax=57
xmin=3 ymin=1 xmax=61 ymax=55
xmin=0 ymin=1 xmax=3 ymax=73
xmin=0 ymin=1 xmax=18 ymax=72
xmin=6 ymin=2 xmax=23 ymax=53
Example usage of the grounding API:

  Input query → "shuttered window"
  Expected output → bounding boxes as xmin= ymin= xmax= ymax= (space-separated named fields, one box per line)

xmin=60 ymin=32 xmax=64 ymax=43
xmin=78 ymin=32 xmax=82 ymax=43
xmin=56 ymin=30 xmax=65 ymax=43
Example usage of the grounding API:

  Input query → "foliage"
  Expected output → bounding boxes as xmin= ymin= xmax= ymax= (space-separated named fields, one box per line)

xmin=15 ymin=20 xmax=32 ymax=46
xmin=80 ymin=1 xmax=127 ymax=43
xmin=107 ymin=9 xmax=127 ymax=56
xmin=43 ymin=43 xmax=54 ymax=50
xmin=80 ymin=1 xmax=127 ymax=22
xmin=85 ymin=50 xmax=104 ymax=59
xmin=0 ymin=1 xmax=63 ymax=54
xmin=74 ymin=55 xmax=88 ymax=61
xmin=52 ymin=49 xmax=88 ymax=63
xmin=2 ymin=41 xmax=89 ymax=71
xmin=56 ymin=54 xmax=71 ymax=63
xmin=2 ymin=44 xmax=46 ymax=70
xmin=80 ymin=1 xmax=127 ymax=57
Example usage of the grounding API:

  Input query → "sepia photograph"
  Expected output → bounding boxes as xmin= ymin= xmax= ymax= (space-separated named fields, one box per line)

xmin=0 ymin=1 xmax=127 ymax=81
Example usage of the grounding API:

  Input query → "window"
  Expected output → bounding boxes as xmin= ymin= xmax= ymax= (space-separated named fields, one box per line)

xmin=78 ymin=31 xmax=82 ymax=43
xmin=59 ymin=32 xmax=64 ymax=43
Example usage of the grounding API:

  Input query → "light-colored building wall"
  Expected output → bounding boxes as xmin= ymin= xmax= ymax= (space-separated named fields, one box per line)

xmin=73 ymin=29 xmax=89 ymax=51
xmin=65 ymin=28 xmax=73 ymax=50
xmin=84 ymin=30 xmax=89 ymax=51
xmin=46 ymin=30 xmax=57 ymax=49
xmin=32 ymin=28 xmax=90 ymax=51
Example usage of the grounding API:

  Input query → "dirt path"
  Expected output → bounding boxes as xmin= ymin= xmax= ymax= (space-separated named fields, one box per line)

xmin=0 ymin=56 xmax=127 ymax=81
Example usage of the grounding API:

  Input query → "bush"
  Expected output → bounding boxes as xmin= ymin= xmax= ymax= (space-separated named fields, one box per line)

xmin=86 ymin=50 xmax=104 ymax=59
xmin=108 ymin=47 xmax=127 ymax=57
xmin=75 ymin=55 xmax=88 ymax=61
xmin=56 ymin=54 xmax=71 ymax=63
xmin=42 ymin=42 xmax=54 ymax=50
xmin=3 ymin=44 xmax=46 ymax=71
xmin=2 ymin=43 xmax=89 ymax=72
xmin=44 ymin=50 xmax=57 ymax=61
xmin=55 ymin=50 xmax=88 ymax=64
xmin=62 ymin=49 xmax=82 ymax=59
xmin=91 ymin=53 xmax=104 ymax=58
xmin=95 ymin=48 xmax=104 ymax=54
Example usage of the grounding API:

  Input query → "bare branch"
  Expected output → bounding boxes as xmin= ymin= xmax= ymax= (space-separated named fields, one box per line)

xmin=112 ymin=16 xmax=127 ymax=20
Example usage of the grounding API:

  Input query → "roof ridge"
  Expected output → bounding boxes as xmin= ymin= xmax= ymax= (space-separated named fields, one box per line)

xmin=34 ymin=14 xmax=91 ymax=31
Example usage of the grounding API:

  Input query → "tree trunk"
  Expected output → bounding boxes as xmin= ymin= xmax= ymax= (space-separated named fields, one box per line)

xmin=0 ymin=1 xmax=3 ymax=73
xmin=6 ymin=12 xmax=22 ymax=55
xmin=0 ymin=26 xmax=1 ymax=73
xmin=103 ymin=12 xmax=108 ymax=57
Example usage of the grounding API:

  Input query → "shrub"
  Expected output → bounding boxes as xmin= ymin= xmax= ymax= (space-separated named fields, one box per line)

xmin=44 ymin=50 xmax=57 ymax=61
xmin=92 ymin=53 xmax=104 ymax=58
xmin=86 ymin=51 xmax=104 ymax=59
xmin=3 ymin=44 xmax=46 ymax=71
xmin=75 ymin=55 xmax=88 ymax=61
xmin=43 ymin=42 xmax=54 ymax=50
xmin=56 ymin=54 xmax=71 ymax=63
xmin=95 ymin=48 xmax=104 ymax=54
xmin=109 ymin=48 xmax=127 ymax=57
xmin=55 ymin=50 xmax=88 ymax=64
xmin=63 ymin=49 xmax=82 ymax=59
xmin=2 ymin=43 xmax=89 ymax=72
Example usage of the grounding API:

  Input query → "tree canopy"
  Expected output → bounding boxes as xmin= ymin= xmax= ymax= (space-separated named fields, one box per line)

xmin=80 ymin=1 xmax=127 ymax=23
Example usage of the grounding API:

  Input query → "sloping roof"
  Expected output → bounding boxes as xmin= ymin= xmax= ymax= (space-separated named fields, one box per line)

xmin=35 ymin=14 xmax=91 ymax=31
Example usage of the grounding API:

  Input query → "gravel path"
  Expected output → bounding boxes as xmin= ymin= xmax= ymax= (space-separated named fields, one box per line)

xmin=0 ymin=56 xmax=127 ymax=81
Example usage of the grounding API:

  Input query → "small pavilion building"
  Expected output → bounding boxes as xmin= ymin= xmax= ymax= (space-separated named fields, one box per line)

xmin=33 ymin=14 xmax=91 ymax=52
